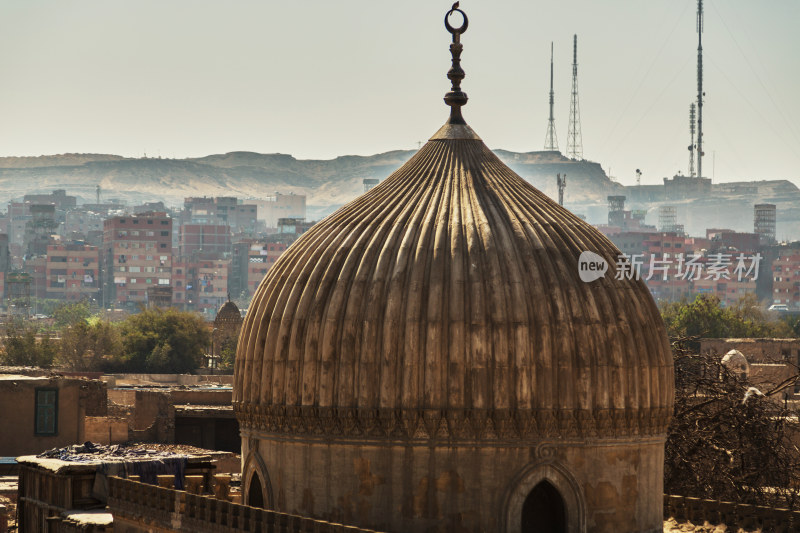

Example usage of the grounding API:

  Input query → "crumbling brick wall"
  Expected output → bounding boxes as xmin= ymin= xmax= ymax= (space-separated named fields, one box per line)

xmin=79 ymin=380 xmax=108 ymax=417
xmin=129 ymin=391 xmax=175 ymax=444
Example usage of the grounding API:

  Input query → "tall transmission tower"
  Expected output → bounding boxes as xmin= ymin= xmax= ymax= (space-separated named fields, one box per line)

xmin=696 ymin=0 xmax=704 ymax=179
xmin=543 ymin=42 xmax=558 ymax=151
xmin=566 ymin=34 xmax=583 ymax=160
xmin=688 ymin=103 xmax=696 ymax=177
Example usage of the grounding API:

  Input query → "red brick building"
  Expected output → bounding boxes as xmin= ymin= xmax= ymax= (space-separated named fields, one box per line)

xmin=772 ymin=252 xmax=800 ymax=307
xmin=606 ymin=231 xmax=761 ymax=306
xmin=172 ymin=259 xmax=189 ymax=308
xmin=23 ymin=256 xmax=47 ymax=299
xmin=230 ymin=241 xmax=287 ymax=298
xmin=187 ymin=259 xmax=230 ymax=316
xmin=706 ymin=229 xmax=762 ymax=254
xmin=179 ymin=224 xmax=231 ymax=260
xmin=45 ymin=242 xmax=100 ymax=301
xmin=103 ymin=212 xmax=173 ymax=309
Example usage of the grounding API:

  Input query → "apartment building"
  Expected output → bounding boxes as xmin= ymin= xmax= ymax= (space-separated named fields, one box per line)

xmin=182 ymin=197 xmax=259 ymax=235
xmin=187 ymin=258 xmax=230 ymax=316
xmin=230 ymin=241 xmax=287 ymax=298
xmin=179 ymin=224 xmax=231 ymax=259
xmin=103 ymin=212 xmax=173 ymax=308
xmin=44 ymin=242 xmax=100 ymax=301
xmin=772 ymin=252 xmax=800 ymax=307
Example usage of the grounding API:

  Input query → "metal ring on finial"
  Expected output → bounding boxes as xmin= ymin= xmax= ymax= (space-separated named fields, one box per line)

xmin=444 ymin=3 xmax=468 ymax=35
xmin=443 ymin=2 xmax=468 ymax=124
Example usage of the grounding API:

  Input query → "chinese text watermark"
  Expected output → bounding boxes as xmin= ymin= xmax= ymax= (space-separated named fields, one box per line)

xmin=579 ymin=252 xmax=762 ymax=282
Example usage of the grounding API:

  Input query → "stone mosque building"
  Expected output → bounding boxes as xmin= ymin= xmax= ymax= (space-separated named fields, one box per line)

xmin=233 ymin=5 xmax=674 ymax=533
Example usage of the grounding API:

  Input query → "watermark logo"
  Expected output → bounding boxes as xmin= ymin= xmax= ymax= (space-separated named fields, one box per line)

xmin=578 ymin=251 xmax=608 ymax=282
xmin=577 ymin=251 xmax=763 ymax=283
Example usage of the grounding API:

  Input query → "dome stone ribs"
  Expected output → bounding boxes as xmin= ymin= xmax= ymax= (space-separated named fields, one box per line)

xmin=233 ymin=132 xmax=674 ymax=439
xmin=459 ymin=143 xmax=531 ymax=413
xmin=489 ymin=152 xmax=671 ymax=415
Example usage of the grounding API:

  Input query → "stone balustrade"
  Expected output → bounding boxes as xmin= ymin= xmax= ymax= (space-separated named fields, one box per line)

xmin=664 ymin=494 xmax=800 ymax=532
xmin=108 ymin=476 xmax=384 ymax=533
xmin=109 ymin=475 xmax=180 ymax=527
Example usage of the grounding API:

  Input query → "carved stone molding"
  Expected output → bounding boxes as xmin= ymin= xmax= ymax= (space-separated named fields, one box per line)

xmin=233 ymin=402 xmax=671 ymax=443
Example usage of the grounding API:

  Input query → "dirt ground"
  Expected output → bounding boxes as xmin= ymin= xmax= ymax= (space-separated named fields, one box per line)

xmin=664 ymin=518 xmax=761 ymax=532
xmin=1 ymin=495 xmax=15 ymax=532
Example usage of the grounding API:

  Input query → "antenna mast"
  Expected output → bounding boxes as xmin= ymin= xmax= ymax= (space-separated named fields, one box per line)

xmin=544 ymin=42 xmax=558 ymax=151
xmin=567 ymin=34 xmax=583 ymax=159
xmin=688 ymin=103 xmax=696 ymax=177
xmin=696 ymin=0 xmax=704 ymax=179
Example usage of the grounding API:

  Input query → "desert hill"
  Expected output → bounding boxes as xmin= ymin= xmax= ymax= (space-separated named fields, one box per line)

xmin=0 ymin=149 xmax=619 ymax=211
xmin=0 ymin=149 xmax=797 ymax=238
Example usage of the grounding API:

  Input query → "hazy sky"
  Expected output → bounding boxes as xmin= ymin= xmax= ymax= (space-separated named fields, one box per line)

xmin=1 ymin=1 xmax=799 ymax=187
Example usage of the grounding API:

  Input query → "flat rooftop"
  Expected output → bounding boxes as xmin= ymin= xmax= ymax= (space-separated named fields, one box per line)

xmin=17 ymin=442 xmax=213 ymax=474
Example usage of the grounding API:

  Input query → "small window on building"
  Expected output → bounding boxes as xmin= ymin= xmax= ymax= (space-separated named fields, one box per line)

xmin=35 ymin=388 xmax=58 ymax=436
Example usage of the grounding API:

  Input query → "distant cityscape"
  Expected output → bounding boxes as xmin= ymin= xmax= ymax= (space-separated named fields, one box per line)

xmin=599 ymin=195 xmax=799 ymax=309
xmin=0 ymin=181 xmax=797 ymax=318
xmin=0 ymin=189 xmax=307 ymax=317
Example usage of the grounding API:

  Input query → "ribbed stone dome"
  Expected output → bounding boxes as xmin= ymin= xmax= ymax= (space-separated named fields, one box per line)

xmin=233 ymin=121 xmax=673 ymax=440
xmin=234 ymin=11 xmax=674 ymax=531
xmin=215 ymin=299 xmax=242 ymax=327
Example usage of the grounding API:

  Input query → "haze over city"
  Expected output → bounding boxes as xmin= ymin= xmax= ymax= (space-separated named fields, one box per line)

xmin=1 ymin=0 xmax=799 ymax=187
xmin=2 ymin=4 xmax=800 ymax=533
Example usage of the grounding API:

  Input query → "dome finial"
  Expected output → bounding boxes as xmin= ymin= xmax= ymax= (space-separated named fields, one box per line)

xmin=444 ymin=3 xmax=469 ymax=124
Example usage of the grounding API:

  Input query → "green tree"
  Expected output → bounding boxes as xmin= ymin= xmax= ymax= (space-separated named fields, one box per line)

xmin=218 ymin=335 xmax=238 ymax=371
xmin=53 ymin=301 xmax=92 ymax=328
xmin=1 ymin=319 xmax=57 ymax=367
xmin=29 ymin=298 xmax=63 ymax=317
xmin=58 ymin=318 xmax=122 ymax=371
xmin=118 ymin=308 xmax=211 ymax=373
xmin=782 ymin=314 xmax=800 ymax=337
xmin=660 ymin=294 xmax=792 ymax=348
